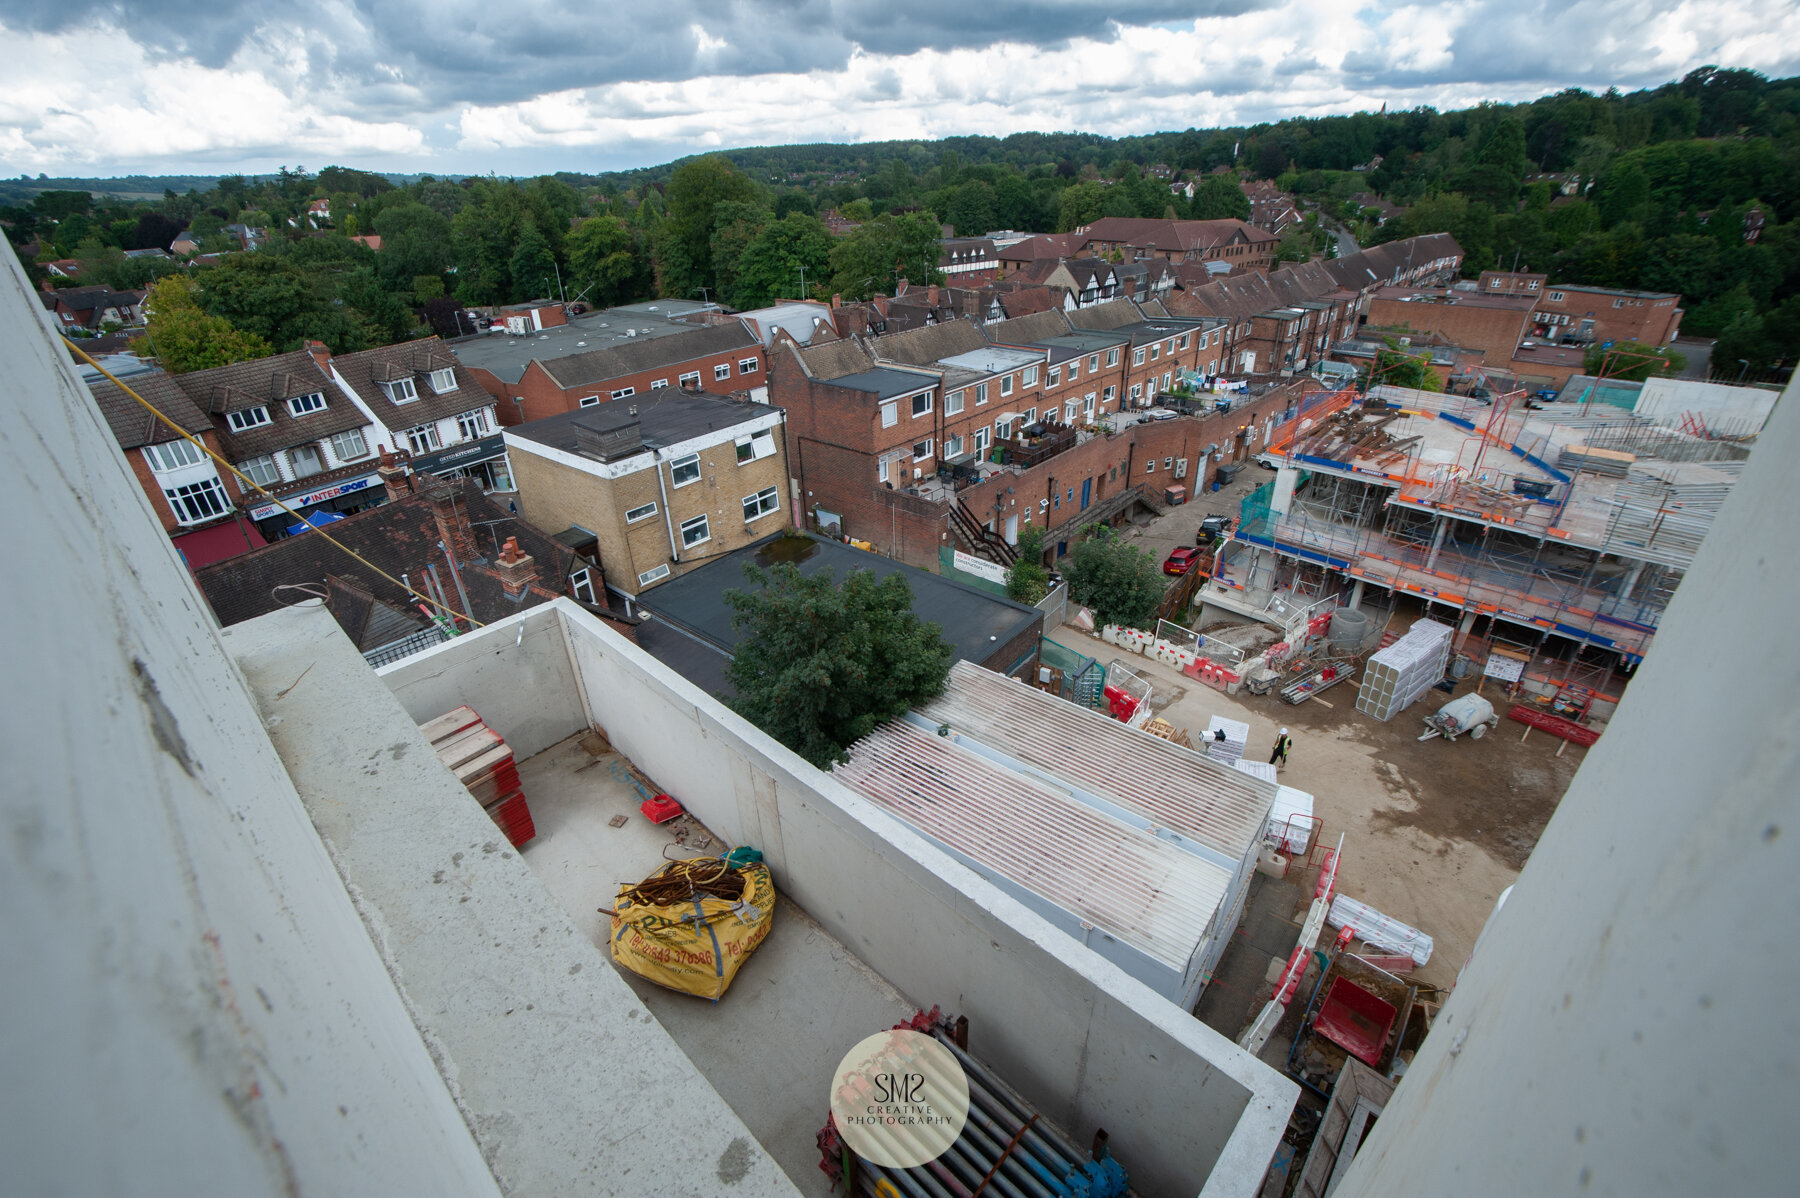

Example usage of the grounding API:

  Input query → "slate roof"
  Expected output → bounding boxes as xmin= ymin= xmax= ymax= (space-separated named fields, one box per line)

xmin=868 ymin=319 xmax=987 ymax=367
xmin=169 ymin=349 xmax=367 ymax=461
xmin=1063 ymin=299 xmax=1153 ymax=331
xmin=984 ymin=308 xmax=1076 ymax=347
xmin=506 ymin=389 xmax=776 ymax=455
xmin=793 ymin=335 xmax=876 ymax=381
xmin=1073 ymin=217 xmax=1278 ymax=253
xmin=193 ymin=479 xmax=580 ymax=639
xmin=537 ymin=321 xmax=759 ymax=390
xmin=330 ymin=337 xmax=486 ymax=429
xmin=88 ymin=372 xmax=214 ymax=450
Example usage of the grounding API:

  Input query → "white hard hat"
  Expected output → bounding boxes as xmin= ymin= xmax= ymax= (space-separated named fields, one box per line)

xmin=1280 ymin=727 xmax=1289 ymax=735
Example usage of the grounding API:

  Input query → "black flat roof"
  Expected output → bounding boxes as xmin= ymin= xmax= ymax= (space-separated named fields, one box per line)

xmin=637 ymin=532 xmax=1041 ymax=670
xmin=826 ymin=369 xmax=938 ymax=400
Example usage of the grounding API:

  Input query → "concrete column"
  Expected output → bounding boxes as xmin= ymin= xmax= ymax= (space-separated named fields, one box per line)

xmin=1424 ymin=515 xmax=1450 ymax=571
xmin=1349 ymin=578 xmax=1366 ymax=610
xmin=1619 ymin=558 xmax=1647 ymax=603
xmin=1457 ymin=607 xmax=1478 ymax=649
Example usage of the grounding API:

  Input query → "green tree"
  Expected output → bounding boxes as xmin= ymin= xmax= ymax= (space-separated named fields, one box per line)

xmin=566 ymin=215 xmax=644 ymax=308
xmin=1583 ymin=341 xmax=1686 ymax=381
xmin=664 ymin=155 xmax=760 ymax=292
xmin=1055 ymin=181 xmax=1107 ymax=232
xmin=722 ymin=557 xmax=954 ymax=768
xmin=827 ymin=212 xmax=946 ymax=299
xmin=944 ymin=181 xmax=997 ymax=236
xmin=1189 ymin=175 xmax=1251 ymax=221
xmin=508 ymin=225 xmax=557 ymax=302
xmin=1369 ymin=340 xmax=1443 ymax=391
xmin=1063 ymin=524 xmax=1164 ymax=629
xmin=372 ymin=202 xmax=454 ymax=290
xmin=136 ymin=275 xmax=273 ymax=372
xmin=1006 ymin=527 xmax=1050 ymax=605
xmin=731 ymin=213 xmax=832 ymax=308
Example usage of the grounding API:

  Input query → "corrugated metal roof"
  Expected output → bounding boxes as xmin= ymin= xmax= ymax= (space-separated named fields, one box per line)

xmin=919 ymin=661 xmax=1273 ymax=859
xmin=837 ymin=720 xmax=1227 ymax=971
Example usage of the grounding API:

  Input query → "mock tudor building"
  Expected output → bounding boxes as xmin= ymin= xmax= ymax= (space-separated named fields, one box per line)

xmin=503 ymin=389 xmax=790 ymax=596
xmin=1069 ymin=217 xmax=1279 ymax=270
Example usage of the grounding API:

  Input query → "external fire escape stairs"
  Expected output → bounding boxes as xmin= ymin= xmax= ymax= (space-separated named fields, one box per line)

xmin=949 ymin=499 xmax=1019 ymax=567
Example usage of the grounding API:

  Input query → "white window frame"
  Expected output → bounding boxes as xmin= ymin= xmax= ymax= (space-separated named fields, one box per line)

xmin=974 ymin=426 xmax=990 ymax=455
xmin=580 ymin=395 xmax=601 ymax=408
xmin=289 ymin=444 xmax=325 ymax=478
xmin=912 ymin=438 xmax=933 ymax=462
xmin=1070 ymin=359 xmax=1081 ymax=380
xmin=911 ymin=390 xmax=933 ymax=418
xmin=1146 ymin=460 xmax=1156 ymax=474
xmin=1133 ymin=347 xmax=1146 ymax=366
xmin=679 ymin=371 xmax=701 ymax=388
xmin=1048 ymin=366 xmax=1061 ymax=387
xmin=1000 ymin=373 xmax=1014 ymax=397
xmin=735 ymin=429 xmax=776 ymax=464
xmin=945 ymin=433 xmax=964 ymax=458
xmin=163 ymin=477 xmax=231 ymax=525
xmin=382 ymin=377 xmax=419 ymax=404
xmin=670 ymin=453 xmax=701 ymax=487
xmin=1084 ymin=393 xmax=1097 ymax=417
xmin=143 ymin=439 xmax=206 ymax=472
xmin=1022 ymin=365 xmax=1039 ymax=387
xmin=226 ymin=406 xmax=271 ymax=432
xmin=1149 ymin=344 xmax=1160 ymax=361
xmin=738 ymin=357 xmax=759 ymax=375
xmin=1130 ymin=383 xmax=1143 ymax=402
xmin=1103 ymin=385 xmax=1117 ymax=403
xmin=429 ymin=367 xmax=458 ymax=394
xmin=240 ymin=454 xmax=280 ymax=487
xmin=995 ymin=417 xmax=1015 ymax=441
xmin=651 ymin=378 xmax=669 ymax=389
xmin=975 ymin=382 xmax=988 ymax=405
xmin=679 ymin=513 xmax=710 ymax=548
xmin=881 ymin=401 xmax=898 ymax=428
xmin=611 ymin=387 xmax=635 ymax=400
xmin=1548 ymin=290 xmax=1564 ymax=302
xmin=637 ymin=563 xmax=671 ymax=587
xmin=742 ymin=486 xmax=780 ymax=522
xmin=569 ymin=568 xmax=595 ymax=603
xmin=1024 ymin=407 xmax=1037 ymax=425
xmin=331 ymin=428 xmax=369 ymax=461
xmin=402 ymin=424 xmax=440 ymax=455
xmin=714 ymin=363 xmax=732 ymax=381
xmin=625 ymin=500 xmax=658 ymax=523
xmin=455 ymin=410 xmax=488 ymax=441
xmin=946 ymin=389 xmax=965 ymax=415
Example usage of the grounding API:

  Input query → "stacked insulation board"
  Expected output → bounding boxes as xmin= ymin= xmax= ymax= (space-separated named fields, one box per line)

xmin=1204 ymin=715 xmax=1250 ymax=766
xmin=1354 ymin=620 xmax=1453 ymax=722
xmin=1558 ymin=444 xmax=1635 ymax=478
xmin=420 ymin=706 xmax=536 ymax=847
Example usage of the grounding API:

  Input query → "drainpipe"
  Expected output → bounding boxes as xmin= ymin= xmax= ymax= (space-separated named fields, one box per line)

xmin=655 ymin=451 xmax=679 ymax=562
xmin=438 ymin=540 xmax=474 ymax=622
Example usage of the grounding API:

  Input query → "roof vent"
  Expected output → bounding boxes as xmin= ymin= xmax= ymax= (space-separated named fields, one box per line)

xmin=576 ymin=341 xmax=586 ymax=346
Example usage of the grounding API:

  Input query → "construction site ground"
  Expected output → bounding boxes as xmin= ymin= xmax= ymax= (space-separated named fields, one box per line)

xmin=1055 ymin=612 xmax=1585 ymax=1006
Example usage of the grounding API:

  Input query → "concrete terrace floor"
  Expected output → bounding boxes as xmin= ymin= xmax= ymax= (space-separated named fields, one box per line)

xmin=516 ymin=733 xmax=913 ymax=1197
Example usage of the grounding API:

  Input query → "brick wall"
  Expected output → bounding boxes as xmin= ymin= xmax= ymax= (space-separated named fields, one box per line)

xmin=1364 ymin=294 xmax=1536 ymax=365
xmin=128 ymin=429 xmax=250 ymax=534
xmin=1530 ymin=290 xmax=1682 ymax=347
xmin=511 ymin=347 xmax=767 ymax=425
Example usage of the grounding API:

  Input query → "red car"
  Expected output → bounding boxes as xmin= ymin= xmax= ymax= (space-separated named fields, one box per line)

xmin=1163 ymin=546 xmax=1201 ymax=575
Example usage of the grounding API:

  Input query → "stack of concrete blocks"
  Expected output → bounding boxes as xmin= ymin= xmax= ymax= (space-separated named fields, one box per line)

xmin=1354 ymin=619 xmax=1454 ymax=721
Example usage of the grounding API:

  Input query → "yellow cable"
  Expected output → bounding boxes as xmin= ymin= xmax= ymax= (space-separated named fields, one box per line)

xmin=65 ymin=337 xmax=486 ymax=629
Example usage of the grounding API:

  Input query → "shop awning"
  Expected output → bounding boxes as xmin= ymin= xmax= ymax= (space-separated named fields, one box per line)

xmin=173 ymin=518 xmax=267 ymax=571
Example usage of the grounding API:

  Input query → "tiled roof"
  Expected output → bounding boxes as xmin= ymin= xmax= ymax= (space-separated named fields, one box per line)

xmin=330 ymin=337 xmax=486 ymax=430
xmin=793 ymin=335 xmax=875 ymax=381
xmin=169 ymin=349 xmax=368 ymax=461
xmin=1063 ymin=299 xmax=1151 ymax=331
xmin=193 ymin=479 xmax=580 ymax=638
xmin=1073 ymin=217 xmax=1277 ymax=252
xmin=88 ymin=372 xmax=214 ymax=450
xmin=868 ymin=319 xmax=987 ymax=367
xmin=985 ymin=308 xmax=1075 ymax=346
xmin=537 ymin=321 xmax=759 ymax=390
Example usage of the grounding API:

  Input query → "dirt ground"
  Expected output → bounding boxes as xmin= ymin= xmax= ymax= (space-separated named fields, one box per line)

xmin=1052 ymin=618 xmax=1586 ymax=991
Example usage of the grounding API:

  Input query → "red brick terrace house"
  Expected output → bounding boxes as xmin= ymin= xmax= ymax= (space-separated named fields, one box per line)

xmin=1070 ymin=217 xmax=1279 ymax=271
xmin=193 ymin=477 xmax=609 ymax=664
xmin=88 ymin=370 xmax=267 ymax=570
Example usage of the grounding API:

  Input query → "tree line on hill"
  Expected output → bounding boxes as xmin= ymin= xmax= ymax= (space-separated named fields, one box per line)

xmin=5 ymin=67 xmax=1794 ymax=378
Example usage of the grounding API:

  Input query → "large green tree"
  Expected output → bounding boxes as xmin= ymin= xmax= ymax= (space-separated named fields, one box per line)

xmin=827 ymin=212 xmax=946 ymax=299
xmin=1063 ymin=524 xmax=1165 ymax=630
xmin=136 ymin=275 xmax=273 ymax=373
xmin=566 ymin=215 xmax=645 ymax=308
xmin=722 ymin=558 xmax=954 ymax=768
xmin=1189 ymin=175 xmax=1251 ymax=221
xmin=730 ymin=213 xmax=832 ymax=308
xmin=663 ymin=155 xmax=761 ymax=295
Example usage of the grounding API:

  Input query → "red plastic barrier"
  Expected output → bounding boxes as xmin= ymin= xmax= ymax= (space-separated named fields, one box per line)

xmin=1506 ymin=705 xmax=1601 ymax=746
xmin=1272 ymin=943 xmax=1310 ymax=1004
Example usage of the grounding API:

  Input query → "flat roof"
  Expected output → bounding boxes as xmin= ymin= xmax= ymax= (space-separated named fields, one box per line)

xmin=1108 ymin=319 xmax=1207 ymax=342
xmin=445 ymin=300 xmax=720 ymax=383
xmin=825 ymin=368 xmax=937 ymax=400
xmin=505 ymin=390 xmax=770 ymax=454
xmin=637 ymin=532 xmax=1042 ymax=669
xmin=937 ymin=346 xmax=1044 ymax=374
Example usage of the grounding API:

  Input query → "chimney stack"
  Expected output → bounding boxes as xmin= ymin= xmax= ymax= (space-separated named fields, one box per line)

xmin=305 ymin=339 xmax=331 ymax=372
xmin=377 ymin=447 xmax=412 ymax=502
xmin=927 ymin=284 xmax=940 ymax=307
xmin=492 ymin=536 xmax=538 ymax=601
xmin=424 ymin=481 xmax=479 ymax=566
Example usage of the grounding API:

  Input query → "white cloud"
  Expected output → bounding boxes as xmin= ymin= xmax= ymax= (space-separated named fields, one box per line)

xmin=0 ymin=0 xmax=1795 ymax=176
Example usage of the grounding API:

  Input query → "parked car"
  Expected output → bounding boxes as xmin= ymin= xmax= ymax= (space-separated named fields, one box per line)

xmin=1163 ymin=546 xmax=1201 ymax=575
xmin=1194 ymin=515 xmax=1234 ymax=546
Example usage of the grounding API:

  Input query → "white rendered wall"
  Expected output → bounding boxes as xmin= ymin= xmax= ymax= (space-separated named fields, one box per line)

xmin=382 ymin=602 xmax=1299 ymax=1198
xmin=0 ymin=249 xmax=503 ymax=1192
xmin=1337 ymin=369 xmax=1800 ymax=1197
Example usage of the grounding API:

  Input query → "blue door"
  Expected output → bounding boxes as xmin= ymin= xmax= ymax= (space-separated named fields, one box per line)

xmin=1080 ymin=477 xmax=1092 ymax=510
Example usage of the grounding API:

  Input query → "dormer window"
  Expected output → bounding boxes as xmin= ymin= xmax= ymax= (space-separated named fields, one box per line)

xmin=382 ymin=377 xmax=419 ymax=404
xmin=287 ymin=391 xmax=328 ymax=417
xmin=429 ymin=367 xmax=458 ymax=394
xmin=226 ymin=406 xmax=271 ymax=432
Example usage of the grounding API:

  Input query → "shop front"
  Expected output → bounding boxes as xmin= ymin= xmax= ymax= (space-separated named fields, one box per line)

xmin=409 ymin=435 xmax=513 ymax=494
xmin=250 ymin=472 xmax=386 ymax=541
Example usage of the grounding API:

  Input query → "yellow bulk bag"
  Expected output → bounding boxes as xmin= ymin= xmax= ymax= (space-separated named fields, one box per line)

xmin=609 ymin=858 xmax=776 ymax=1000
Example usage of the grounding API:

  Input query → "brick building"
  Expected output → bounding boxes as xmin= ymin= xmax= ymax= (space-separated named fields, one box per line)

xmin=939 ymin=237 xmax=1000 ymax=284
xmin=1069 ymin=217 xmax=1279 ymax=270
xmin=1475 ymin=271 xmax=1548 ymax=297
xmin=1066 ymin=302 xmax=1212 ymax=404
xmin=487 ymin=322 xmax=766 ymax=425
xmin=503 ymin=389 xmax=790 ymax=596
xmin=1362 ymin=287 xmax=1540 ymax=366
xmin=319 ymin=339 xmax=509 ymax=492
xmin=1527 ymin=283 xmax=1682 ymax=347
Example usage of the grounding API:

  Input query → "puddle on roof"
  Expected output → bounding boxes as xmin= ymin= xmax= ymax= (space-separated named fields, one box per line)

xmin=755 ymin=534 xmax=821 ymax=566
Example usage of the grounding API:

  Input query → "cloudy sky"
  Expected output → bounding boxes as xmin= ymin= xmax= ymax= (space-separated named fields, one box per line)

xmin=2 ymin=0 xmax=1795 ymax=179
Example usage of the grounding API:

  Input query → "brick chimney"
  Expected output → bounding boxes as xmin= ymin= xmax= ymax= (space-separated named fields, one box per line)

xmin=872 ymin=294 xmax=889 ymax=318
xmin=831 ymin=293 xmax=842 ymax=308
xmin=492 ymin=536 xmax=538 ymax=600
xmin=305 ymin=339 xmax=331 ymax=372
xmin=927 ymin=284 xmax=939 ymax=307
xmin=377 ymin=448 xmax=412 ymax=502
xmin=424 ymin=481 xmax=479 ymax=566
xmin=895 ymin=277 xmax=910 ymax=296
